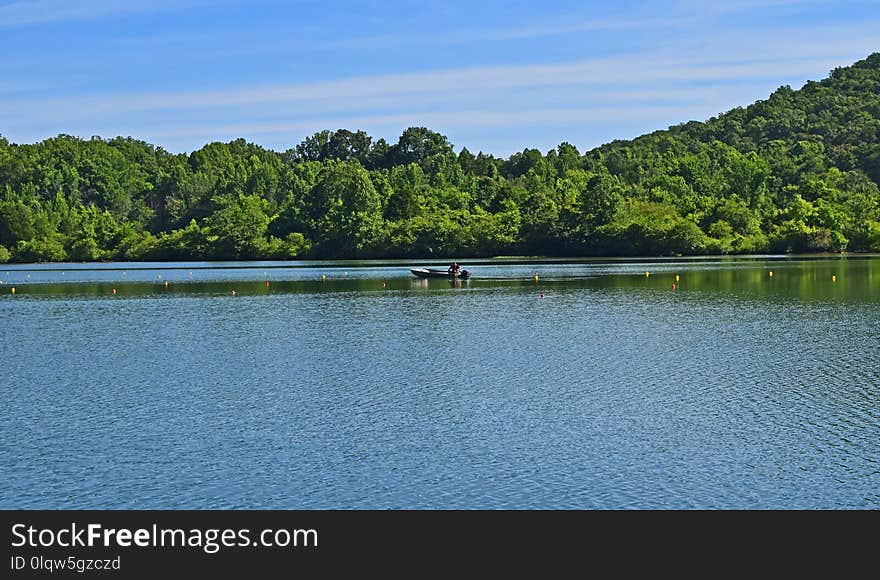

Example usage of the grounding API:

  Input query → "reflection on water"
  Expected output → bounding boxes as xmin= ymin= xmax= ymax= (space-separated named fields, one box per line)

xmin=1 ymin=256 xmax=878 ymax=508
xmin=1 ymin=255 xmax=877 ymax=302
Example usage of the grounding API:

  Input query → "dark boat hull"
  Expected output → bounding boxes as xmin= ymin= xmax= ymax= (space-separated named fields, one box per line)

xmin=410 ymin=268 xmax=470 ymax=280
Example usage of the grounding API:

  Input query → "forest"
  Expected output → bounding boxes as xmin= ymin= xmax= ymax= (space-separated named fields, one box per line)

xmin=1 ymin=53 xmax=879 ymax=262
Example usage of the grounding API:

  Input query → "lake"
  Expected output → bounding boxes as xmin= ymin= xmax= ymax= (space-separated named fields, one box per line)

xmin=1 ymin=256 xmax=878 ymax=509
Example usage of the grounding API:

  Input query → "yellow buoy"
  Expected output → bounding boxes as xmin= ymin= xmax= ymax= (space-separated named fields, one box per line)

xmin=534 ymin=273 xmax=539 ymax=282
xmin=164 ymin=281 xmax=169 ymax=288
xmin=769 ymin=271 xmax=773 ymax=277
xmin=322 ymin=274 xmax=327 ymax=280
xmin=832 ymin=275 xmax=837 ymax=282
xmin=645 ymin=271 xmax=650 ymax=277
xmin=675 ymin=274 xmax=680 ymax=282
xmin=10 ymin=287 xmax=15 ymax=295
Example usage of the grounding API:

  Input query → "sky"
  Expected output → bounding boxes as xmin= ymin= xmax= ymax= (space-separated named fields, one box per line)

xmin=0 ymin=0 xmax=877 ymax=156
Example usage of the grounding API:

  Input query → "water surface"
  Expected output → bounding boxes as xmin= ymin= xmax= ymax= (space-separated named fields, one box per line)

xmin=1 ymin=256 xmax=878 ymax=508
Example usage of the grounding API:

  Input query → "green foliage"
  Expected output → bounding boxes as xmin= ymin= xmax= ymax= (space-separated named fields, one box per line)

xmin=304 ymin=162 xmax=382 ymax=257
xmin=594 ymin=200 xmax=709 ymax=256
xmin=1 ymin=53 xmax=880 ymax=261
xmin=16 ymin=236 xmax=67 ymax=262
xmin=0 ymin=202 xmax=35 ymax=246
xmin=153 ymin=220 xmax=211 ymax=260
xmin=116 ymin=230 xmax=159 ymax=260
xmin=206 ymin=194 xmax=270 ymax=258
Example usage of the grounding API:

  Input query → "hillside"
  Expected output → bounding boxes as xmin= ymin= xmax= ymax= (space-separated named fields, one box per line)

xmin=1 ymin=53 xmax=879 ymax=262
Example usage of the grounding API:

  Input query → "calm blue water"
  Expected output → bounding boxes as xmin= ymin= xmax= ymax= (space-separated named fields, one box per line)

xmin=1 ymin=256 xmax=878 ymax=509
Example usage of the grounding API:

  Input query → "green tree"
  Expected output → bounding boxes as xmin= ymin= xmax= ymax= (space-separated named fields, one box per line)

xmin=0 ymin=202 xmax=34 ymax=247
xmin=390 ymin=127 xmax=454 ymax=170
xmin=305 ymin=162 xmax=382 ymax=257
xmin=206 ymin=194 xmax=270 ymax=259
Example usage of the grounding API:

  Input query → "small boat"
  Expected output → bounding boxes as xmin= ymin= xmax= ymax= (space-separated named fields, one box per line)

xmin=410 ymin=268 xmax=470 ymax=280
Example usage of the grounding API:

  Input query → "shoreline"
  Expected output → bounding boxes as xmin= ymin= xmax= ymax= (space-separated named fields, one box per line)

xmin=2 ymin=252 xmax=879 ymax=270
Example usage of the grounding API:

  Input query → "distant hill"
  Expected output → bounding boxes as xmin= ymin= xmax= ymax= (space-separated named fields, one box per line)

xmin=1 ymin=54 xmax=879 ymax=262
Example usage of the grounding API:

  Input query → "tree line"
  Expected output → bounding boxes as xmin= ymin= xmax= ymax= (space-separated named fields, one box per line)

xmin=1 ymin=53 xmax=879 ymax=263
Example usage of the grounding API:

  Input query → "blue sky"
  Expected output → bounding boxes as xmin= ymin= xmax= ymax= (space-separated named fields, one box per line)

xmin=0 ymin=0 xmax=877 ymax=156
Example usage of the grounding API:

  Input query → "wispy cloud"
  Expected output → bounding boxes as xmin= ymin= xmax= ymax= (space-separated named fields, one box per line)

xmin=324 ymin=14 xmax=694 ymax=50
xmin=142 ymin=104 xmax=741 ymax=141
xmin=0 ymin=0 xmax=198 ymax=27
xmin=0 ymin=80 xmax=54 ymax=94
xmin=2 ymin=48 xmax=859 ymax=153
xmin=673 ymin=0 xmax=827 ymax=15
xmin=1 ymin=46 xmax=865 ymax=122
xmin=1 ymin=2 xmax=876 ymax=153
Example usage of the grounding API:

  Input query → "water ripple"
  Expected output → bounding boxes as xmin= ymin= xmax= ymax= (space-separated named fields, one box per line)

xmin=1 ymin=259 xmax=879 ymax=508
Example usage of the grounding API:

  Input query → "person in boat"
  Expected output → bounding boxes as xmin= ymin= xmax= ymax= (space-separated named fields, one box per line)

xmin=448 ymin=262 xmax=461 ymax=275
